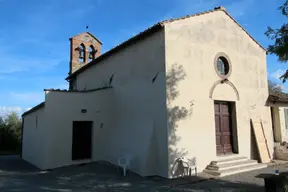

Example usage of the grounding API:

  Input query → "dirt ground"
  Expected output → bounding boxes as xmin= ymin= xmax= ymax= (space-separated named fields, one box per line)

xmin=0 ymin=155 xmax=286 ymax=192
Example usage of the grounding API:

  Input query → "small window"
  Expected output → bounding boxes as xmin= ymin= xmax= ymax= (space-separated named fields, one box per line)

xmin=217 ymin=57 xmax=229 ymax=76
xmin=284 ymin=108 xmax=288 ymax=130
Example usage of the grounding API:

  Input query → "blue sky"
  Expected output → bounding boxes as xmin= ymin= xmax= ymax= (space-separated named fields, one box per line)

xmin=0 ymin=0 xmax=286 ymax=116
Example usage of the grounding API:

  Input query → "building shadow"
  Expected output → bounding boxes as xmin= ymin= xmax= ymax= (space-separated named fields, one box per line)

xmin=166 ymin=63 xmax=194 ymax=177
xmin=0 ymin=159 xmax=265 ymax=192
xmin=0 ymin=155 xmax=39 ymax=173
xmin=147 ymin=175 xmax=264 ymax=192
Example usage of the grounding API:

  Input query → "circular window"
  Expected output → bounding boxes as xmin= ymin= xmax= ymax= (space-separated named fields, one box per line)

xmin=214 ymin=53 xmax=232 ymax=78
xmin=217 ymin=57 xmax=229 ymax=75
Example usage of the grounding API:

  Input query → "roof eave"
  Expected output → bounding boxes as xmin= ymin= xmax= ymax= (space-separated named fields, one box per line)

xmin=268 ymin=100 xmax=288 ymax=105
xmin=221 ymin=10 xmax=267 ymax=53
xmin=43 ymin=86 xmax=112 ymax=93
xmin=66 ymin=23 xmax=164 ymax=80
xmin=66 ymin=7 xmax=267 ymax=80
xmin=69 ymin=32 xmax=103 ymax=45
xmin=22 ymin=102 xmax=45 ymax=117
xmin=160 ymin=7 xmax=267 ymax=53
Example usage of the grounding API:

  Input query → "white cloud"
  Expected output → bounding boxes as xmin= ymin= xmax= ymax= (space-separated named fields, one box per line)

xmin=9 ymin=92 xmax=44 ymax=104
xmin=0 ymin=106 xmax=26 ymax=117
xmin=283 ymin=87 xmax=288 ymax=93
xmin=274 ymin=84 xmax=284 ymax=90
xmin=0 ymin=56 xmax=60 ymax=74
xmin=271 ymin=69 xmax=286 ymax=80
xmin=0 ymin=106 xmax=23 ymax=113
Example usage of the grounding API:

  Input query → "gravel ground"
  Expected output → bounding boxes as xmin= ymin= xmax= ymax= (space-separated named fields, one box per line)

xmin=221 ymin=164 xmax=288 ymax=186
xmin=0 ymin=155 xmax=287 ymax=192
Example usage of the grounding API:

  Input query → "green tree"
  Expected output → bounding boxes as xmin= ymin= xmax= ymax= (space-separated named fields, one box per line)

xmin=6 ymin=112 xmax=22 ymax=142
xmin=0 ymin=112 xmax=22 ymax=152
xmin=265 ymin=0 xmax=288 ymax=83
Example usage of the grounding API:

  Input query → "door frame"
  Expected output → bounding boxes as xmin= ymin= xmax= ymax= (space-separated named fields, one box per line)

xmin=72 ymin=121 xmax=93 ymax=161
xmin=214 ymin=101 xmax=239 ymax=156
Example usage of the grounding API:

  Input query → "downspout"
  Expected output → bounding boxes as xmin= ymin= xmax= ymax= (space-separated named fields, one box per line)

xmin=20 ymin=117 xmax=24 ymax=159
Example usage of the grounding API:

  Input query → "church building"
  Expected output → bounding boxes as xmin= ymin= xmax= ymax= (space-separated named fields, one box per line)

xmin=22 ymin=7 xmax=276 ymax=178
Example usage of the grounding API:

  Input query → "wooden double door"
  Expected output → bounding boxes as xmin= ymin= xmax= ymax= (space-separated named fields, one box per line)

xmin=214 ymin=102 xmax=234 ymax=156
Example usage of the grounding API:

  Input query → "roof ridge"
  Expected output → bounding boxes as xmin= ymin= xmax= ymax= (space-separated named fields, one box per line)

xmin=22 ymin=102 xmax=45 ymax=117
xmin=159 ymin=6 xmax=266 ymax=52
xmin=269 ymin=90 xmax=288 ymax=103
xmin=69 ymin=31 xmax=102 ymax=45
xmin=66 ymin=6 xmax=267 ymax=80
xmin=160 ymin=6 xmax=223 ymax=24
xmin=44 ymin=86 xmax=112 ymax=93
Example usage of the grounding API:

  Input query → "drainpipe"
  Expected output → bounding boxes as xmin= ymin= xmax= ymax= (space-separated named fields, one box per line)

xmin=20 ymin=117 xmax=24 ymax=159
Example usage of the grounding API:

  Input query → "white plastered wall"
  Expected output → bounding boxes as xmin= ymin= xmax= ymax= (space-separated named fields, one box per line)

xmin=164 ymin=10 xmax=273 ymax=176
xmin=22 ymin=107 xmax=46 ymax=169
xmin=42 ymin=89 xmax=113 ymax=169
xmin=73 ymin=30 xmax=168 ymax=177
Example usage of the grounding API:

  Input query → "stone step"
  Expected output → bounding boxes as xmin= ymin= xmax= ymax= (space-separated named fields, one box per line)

xmin=203 ymin=163 xmax=267 ymax=177
xmin=207 ymin=159 xmax=258 ymax=171
xmin=210 ymin=156 xmax=248 ymax=166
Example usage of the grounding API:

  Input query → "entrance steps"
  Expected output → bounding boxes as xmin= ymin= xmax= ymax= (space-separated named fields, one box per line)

xmin=203 ymin=156 xmax=267 ymax=177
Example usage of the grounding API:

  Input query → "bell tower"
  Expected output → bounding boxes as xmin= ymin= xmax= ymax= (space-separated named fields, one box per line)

xmin=69 ymin=32 xmax=102 ymax=75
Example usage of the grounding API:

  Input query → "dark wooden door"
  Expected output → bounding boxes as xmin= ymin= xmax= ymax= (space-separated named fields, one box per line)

xmin=214 ymin=102 xmax=233 ymax=156
xmin=72 ymin=121 xmax=92 ymax=160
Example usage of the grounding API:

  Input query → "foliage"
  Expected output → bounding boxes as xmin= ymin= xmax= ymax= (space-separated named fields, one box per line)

xmin=265 ymin=1 xmax=288 ymax=83
xmin=0 ymin=112 xmax=22 ymax=152
xmin=285 ymin=180 xmax=288 ymax=192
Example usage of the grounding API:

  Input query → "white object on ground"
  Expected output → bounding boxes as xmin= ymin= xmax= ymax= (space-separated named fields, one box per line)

xmin=117 ymin=154 xmax=134 ymax=176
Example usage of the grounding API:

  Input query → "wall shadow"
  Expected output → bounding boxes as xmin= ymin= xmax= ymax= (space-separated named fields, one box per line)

xmin=250 ymin=123 xmax=261 ymax=162
xmin=0 ymin=159 xmax=265 ymax=192
xmin=166 ymin=63 xmax=193 ymax=177
xmin=0 ymin=155 xmax=39 ymax=173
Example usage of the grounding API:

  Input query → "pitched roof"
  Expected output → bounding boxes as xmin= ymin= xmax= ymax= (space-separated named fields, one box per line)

xmin=69 ymin=32 xmax=102 ymax=45
xmin=268 ymin=90 xmax=288 ymax=103
xmin=44 ymin=86 xmax=112 ymax=93
xmin=22 ymin=102 xmax=45 ymax=117
xmin=66 ymin=6 xmax=267 ymax=80
xmin=161 ymin=6 xmax=266 ymax=52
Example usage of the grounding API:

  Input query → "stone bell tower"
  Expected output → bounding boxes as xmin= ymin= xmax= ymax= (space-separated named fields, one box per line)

xmin=69 ymin=32 xmax=102 ymax=75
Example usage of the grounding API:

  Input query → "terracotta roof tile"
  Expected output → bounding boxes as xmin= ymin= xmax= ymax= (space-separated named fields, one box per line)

xmin=44 ymin=86 xmax=112 ymax=93
xmin=269 ymin=91 xmax=288 ymax=102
